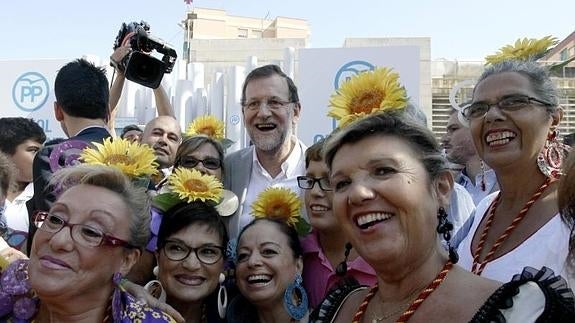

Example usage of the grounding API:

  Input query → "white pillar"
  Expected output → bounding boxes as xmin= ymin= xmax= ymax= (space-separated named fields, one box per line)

xmin=283 ymin=47 xmax=295 ymax=78
xmin=225 ymin=66 xmax=246 ymax=153
xmin=174 ymin=80 xmax=194 ymax=131
xmin=210 ymin=72 xmax=224 ymax=121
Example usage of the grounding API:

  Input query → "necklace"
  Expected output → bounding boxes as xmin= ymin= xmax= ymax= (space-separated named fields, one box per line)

xmin=471 ymin=177 xmax=552 ymax=275
xmin=351 ymin=261 xmax=453 ymax=323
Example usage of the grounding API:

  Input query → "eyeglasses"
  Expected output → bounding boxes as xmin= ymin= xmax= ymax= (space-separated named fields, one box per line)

xmin=297 ymin=176 xmax=332 ymax=191
xmin=178 ymin=156 xmax=222 ymax=170
xmin=462 ymin=95 xmax=552 ymax=120
xmin=34 ymin=211 xmax=135 ymax=248
xmin=162 ymin=240 xmax=224 ymax=264
xmin=243 ymin=98 xmax=293 ymax=111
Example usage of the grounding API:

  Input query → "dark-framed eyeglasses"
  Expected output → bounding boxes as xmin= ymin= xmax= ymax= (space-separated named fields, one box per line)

xmin=297 ymin=176 xmax=332 ymax=191
xmin=462 ymin=95 xmax=553 ymax=120
xmin=242 ymin=98 xmax=293 ymax=111
xmin=33 ymin=211 xmax=135 ymax=249
xmin=161 ymin=240 xmax=224 ymax=264
xmin=178 ymin=156 xmax=222 ymax=170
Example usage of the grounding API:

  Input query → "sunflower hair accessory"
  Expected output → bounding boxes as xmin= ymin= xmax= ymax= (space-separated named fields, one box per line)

xmin=148 ymin=168 xmax=235 ymax=252
xmin=484 ymin=36 xmax=558 ymax=65
xmin=80 ymin=137 xmax=158 ymax=186
xmin=185 ymin=115 xmax=234 ymax=149
xmin=250 ymin=187 xmax=310 ymax=235
xmin=153 ymin=168 xmax=224 ymax=212
xmin=328 ymin=67 xmax=408 ymax=128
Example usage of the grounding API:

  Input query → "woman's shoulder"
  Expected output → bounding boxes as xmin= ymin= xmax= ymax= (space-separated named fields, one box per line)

xmin=118 ymin=287 xmax=177 ymax=322
xmin=310 ymin=278 xmax=370 ymax=323
xmin=470 ymin=266 xmax=575 ymax=323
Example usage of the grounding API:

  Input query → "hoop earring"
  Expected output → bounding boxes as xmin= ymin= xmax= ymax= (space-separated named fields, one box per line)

xmin=283 ymin=273 xmax=308 ymax=320
xmin=144 ymin=266 xmax=166 ymax=302
xmin=217 ymin=272 xmax=228 ymax=319
xmin=336 ymin=242 xmax=352 ymax=276
xmin=537 ymin=129 xmax=571 ymax=179
xmin=436 ymin=207 xmax=458 ymax=263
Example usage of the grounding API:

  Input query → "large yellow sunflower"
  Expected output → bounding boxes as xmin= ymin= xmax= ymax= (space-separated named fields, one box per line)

xmin=185 ymin=115 xmax=225 ymax=140
xmin=168 ymin=168 xmax=223 ymax=203
xmin=485 ymin=36 xmax=558 ymax=65
xmin=251 ymin=187 xmax=301 ymax=226
xmin=328 ymin=67 xmax=408 ymax=128
xmin=81 ymin=138 xmax=158 ymax=178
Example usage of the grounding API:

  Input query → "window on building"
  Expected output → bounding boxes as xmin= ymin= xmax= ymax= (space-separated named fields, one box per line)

xmin=252 ymin=30 xmax=263 ymax=38
xmin=565 ymin=67 xmax=575 ymax=78
xmin=560 ymin=48 xmax=569 ymax=61
xmin=238 ymin=28 xmax=248 ymax=38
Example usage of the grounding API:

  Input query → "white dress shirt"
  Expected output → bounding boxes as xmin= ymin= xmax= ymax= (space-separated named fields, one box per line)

xmin=239 ymin=140 xmax=307 ymax=230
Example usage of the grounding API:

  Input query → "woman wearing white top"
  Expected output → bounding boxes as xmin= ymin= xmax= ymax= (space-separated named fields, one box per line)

xmin=457 ymin=59 xmax=572 ymax=284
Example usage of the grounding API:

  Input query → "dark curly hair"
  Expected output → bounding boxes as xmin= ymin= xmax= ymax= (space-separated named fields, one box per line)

xmin=0 ymin=117 xmax=46 ymax=155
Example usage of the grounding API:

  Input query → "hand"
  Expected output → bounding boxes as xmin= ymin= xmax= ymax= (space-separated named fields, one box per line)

xmin=0 ymin=246 xmax=28 ymax=270
xmin=110 ymin=45 xmax=132 ymax=71
xmin=121 ymin=279 xmax=185 ymax=323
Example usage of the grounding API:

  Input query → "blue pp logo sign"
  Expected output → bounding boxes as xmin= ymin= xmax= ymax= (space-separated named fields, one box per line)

xmin=12 ymin=72 xmax=50 ymax=112
xmin=230 ymin=114 xmax=241 ymax=125
xmin=334 ymin=61 xmax=375 ymax=90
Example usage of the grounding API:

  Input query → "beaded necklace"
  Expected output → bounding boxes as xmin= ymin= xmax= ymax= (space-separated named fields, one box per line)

xmin=471 ymin=177 xmax=552 ymax=275
xmin=351 ymin=261 xmax=453 ymax=323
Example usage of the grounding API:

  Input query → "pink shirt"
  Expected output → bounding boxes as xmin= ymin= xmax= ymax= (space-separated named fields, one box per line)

xmin=300 ymin=230 xmax=377 ymax=308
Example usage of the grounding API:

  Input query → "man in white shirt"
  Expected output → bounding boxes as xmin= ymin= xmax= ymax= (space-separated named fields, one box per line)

xmin=224 ymin=65 xmax=307 ymax=239
xmin=0 ymin=118 xmax=46 ymax=234
xmin=441 ymin=109 xmax=499 ymax=205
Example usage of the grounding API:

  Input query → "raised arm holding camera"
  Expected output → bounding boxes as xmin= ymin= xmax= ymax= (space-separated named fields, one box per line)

xmin=108 ymin=21 xmax=177 ymax=136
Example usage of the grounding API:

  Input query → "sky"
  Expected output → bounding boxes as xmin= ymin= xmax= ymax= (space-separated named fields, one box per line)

xmin=0 ymin=0 xmax=573 ymax=62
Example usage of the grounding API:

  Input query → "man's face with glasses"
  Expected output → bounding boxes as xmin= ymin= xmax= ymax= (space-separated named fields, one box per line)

xmin=156 ymin=223 xmax=225 ymax=303
xmin=176 ymin=143 xmax=223 ymax=180
xmin=28 ymin=184 xmax=138 ymax=298
xmin=242 ymin=74 xmax=301 ymax=153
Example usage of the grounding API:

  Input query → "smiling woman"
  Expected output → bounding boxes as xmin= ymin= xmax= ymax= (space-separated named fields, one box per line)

xmin=456 ymin=60 xmax=573 ymax=285
xmin=0 ymin=164 xmax=175 ymax=322
xmin=228 ymin=218 xmax=308 ymax=323
xmin=316 ymin=110 xmax=574 ymax=322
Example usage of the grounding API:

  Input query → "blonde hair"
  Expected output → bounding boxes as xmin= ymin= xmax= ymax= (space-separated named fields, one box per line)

xmin=50 ymin=164 xmax=151 ymax=248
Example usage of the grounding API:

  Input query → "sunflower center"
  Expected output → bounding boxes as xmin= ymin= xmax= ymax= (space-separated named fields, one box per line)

xmin=267 ymin=202 xmax=291 ymax=219
xmin=184 ymin=179 xmax=209 ymax=192
xmin=350 ymin=90 xmax=385 ymax=114
xmin=198 ymin=126 xmax=216 ymax=137
xmin=105 ymin=154 xmax=132 ymax=164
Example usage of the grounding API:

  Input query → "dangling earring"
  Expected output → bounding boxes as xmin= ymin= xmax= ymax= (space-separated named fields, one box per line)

xmin=217 ymin=272 xmax=228 ymax=319
xmin=480 ymin=160 xmax=486 ymax=191
xmin=436 ymin=207 xmax=458 ymax=263
xmin=336 ymin=243 xmax=352 ymax=276
xmin=537 ymin=129 xmax=571 ymax=179
xmin=144 ymin=266 xmax=166 ymax=302
xmin=283 ymin=273 xmax=309 ymax=320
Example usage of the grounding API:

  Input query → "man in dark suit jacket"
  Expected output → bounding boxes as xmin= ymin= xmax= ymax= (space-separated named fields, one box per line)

xmin=224 ymin=65 xmax=307 ymax=239
xmin=26 ymin=59 xmax=111 ymax=254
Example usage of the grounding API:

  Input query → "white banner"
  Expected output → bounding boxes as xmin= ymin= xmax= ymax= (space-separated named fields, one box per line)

xmin=0 ymin=59 xmax=69 ymax=141
xmin=297 ymin=47 xmax=420 ymax=146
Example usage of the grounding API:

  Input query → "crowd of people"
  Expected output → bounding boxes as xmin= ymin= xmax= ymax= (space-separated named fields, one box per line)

xmin=0 ymin=36 xmax=574 ymax=323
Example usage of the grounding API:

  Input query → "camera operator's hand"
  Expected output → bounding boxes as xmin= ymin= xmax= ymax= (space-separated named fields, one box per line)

xmin=110 ymin=45 xmax=132 ymax=73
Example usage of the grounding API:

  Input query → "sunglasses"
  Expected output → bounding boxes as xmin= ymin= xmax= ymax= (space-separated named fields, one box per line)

xmin=178 ymin=156 xmax=222 ymax=170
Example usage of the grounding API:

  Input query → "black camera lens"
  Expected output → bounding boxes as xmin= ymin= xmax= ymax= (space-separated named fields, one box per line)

xmin=125 ymin=52 xmax=166 ymax=89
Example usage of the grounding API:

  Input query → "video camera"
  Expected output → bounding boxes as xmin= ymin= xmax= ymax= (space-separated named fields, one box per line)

xmin=112 ymin=21 xmax=177 ymax=89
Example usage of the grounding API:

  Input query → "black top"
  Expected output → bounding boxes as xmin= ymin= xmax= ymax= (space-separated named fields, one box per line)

xmin=311 ymin=267 xmax=574 ymax=323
